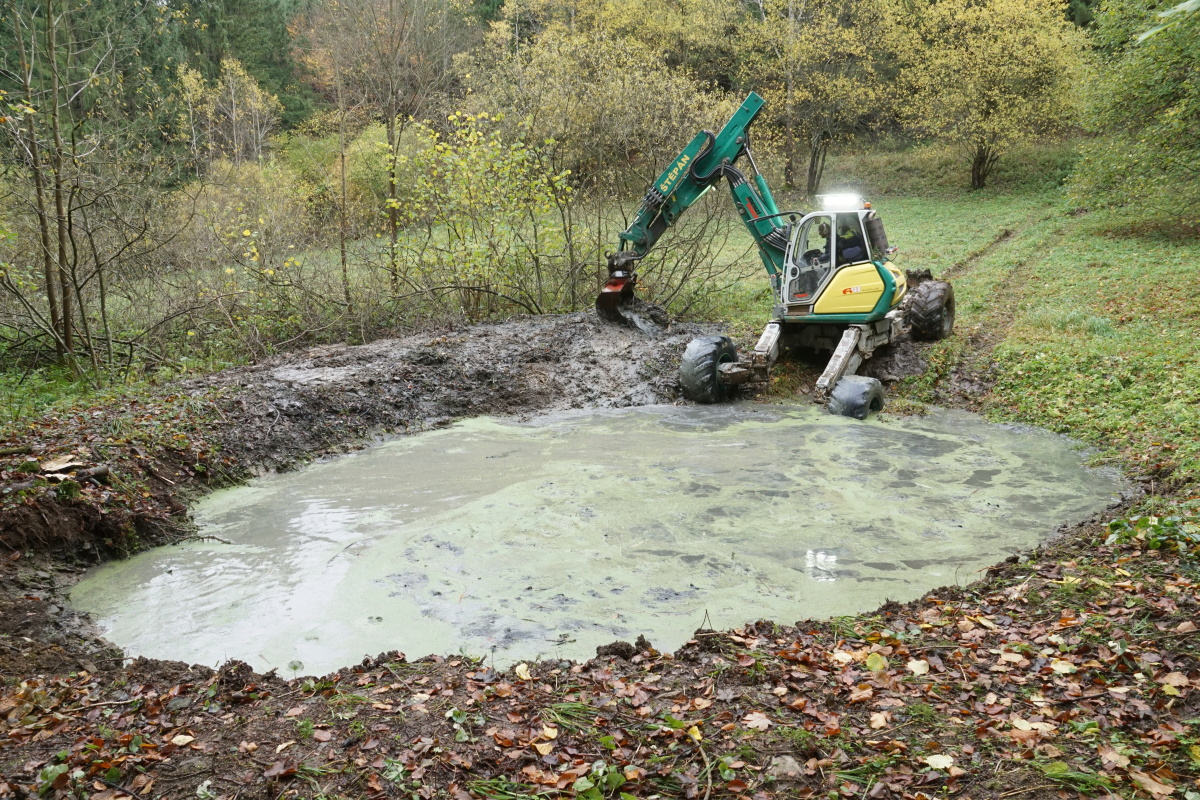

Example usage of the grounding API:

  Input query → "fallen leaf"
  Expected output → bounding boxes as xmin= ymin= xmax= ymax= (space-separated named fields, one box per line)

xmin=849 ymin=686 xmax=874 ymax=702
xmin=686 ymin=725 xmax=702 ymax=742
xmin=1158 ymin=672 xmax=1189 ymax=687
xmin=541 ymin=726 xmax=558 ymax=740
xmin=285 ymin=706 xmax=304 ymax=717
xmin=533 ymin=742 xmax=553 ymax=755
xmin=514 ymin=663 xmax=532 ymax=681
xmin=276 ymin=740 xmax=295 ymax=753
xmin=743 ymin=712 xmax=772 ymax=731
xmin=907 ymin=659 xmax=930 ymax=675
xmin=693 ymin=697 xmax=712 ymax=710
xmin=1176 ymin=620 xmax=1197 ymax=634
xmin=263 ymin=760 xmax=294 ymax=779
xmin=1129 ymin=769 xmax=1176 ymax=798
xmin=1050 ymin=659 xmax=1076 ymax=673
xmin=869 ymin=711 xmax=890 ymax=729
xmin=312 ymin=729 xmax=332 ymax=742
xmin=865 ymin=653 xmax=888 ymax=673
xmin=170 ymin=734 xmax=194 ymax=746
xmin=1010 ymin=716 xmax=1033 ymax=731
xmin=239 ymin=741 xmax=258 ymax=753
xmin=42 ymin=455 xmax=84 ymax=472
xmin=924 ymin=754 xmax=954 ymax=770
xmin=1098 ymin=743 xmax=1130 ymax=768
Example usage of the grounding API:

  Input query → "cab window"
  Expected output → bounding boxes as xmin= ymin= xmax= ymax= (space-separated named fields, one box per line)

xmin=786 ymin=215 xmax=834 ymax=303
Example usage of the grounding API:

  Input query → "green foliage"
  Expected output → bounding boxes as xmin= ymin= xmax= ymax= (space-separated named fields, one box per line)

xmin=1068 ymin=0 xmax=1200 ymax=224
xmin=170 ymin=0 xmax=316 ymax=127
xmin=1036 ymin=761 xmax=1114 ymax=793
xmin=737 ymin=0 xmax=885 ymax=193
xmin=573 ymin=760 xmax=629 ymax=800
xmin=178 ymin=58 xmax=284 ymax=166
xmin=388 ymin=112 xmax=579 ymax=318
xmin=1106 ymin=514 xmax=1200 ymax=554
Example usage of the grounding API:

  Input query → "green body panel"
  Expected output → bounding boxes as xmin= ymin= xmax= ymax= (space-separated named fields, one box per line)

xmin=779 ymin=262 xmax=899 ymax=324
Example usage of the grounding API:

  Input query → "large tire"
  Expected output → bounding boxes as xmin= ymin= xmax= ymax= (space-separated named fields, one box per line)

xmin=680 ymin=335 xmax=738 ymax=404
xmin=827 ymin=375 xmax=885 ymax=420
xmin=907 ymin=280 xmax=955 ymax=341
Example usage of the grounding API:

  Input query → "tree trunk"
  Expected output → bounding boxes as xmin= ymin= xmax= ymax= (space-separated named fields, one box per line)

xmin=386 ymin=113 xmax=400 ymax=292
xmin=784 ymin=82 xmax=796 ymax=188
xmin=22 ymin=77 xmax=64 ymax=358
xmin=970 ymin=144 xmax=999 ymax=190
xmin=806 ymin=131 xmax=829 ymax=197
xmin=337 ymin=81 xmax=353 ymax=314
xmin=46 ymin=0 xmax=76 ymax=365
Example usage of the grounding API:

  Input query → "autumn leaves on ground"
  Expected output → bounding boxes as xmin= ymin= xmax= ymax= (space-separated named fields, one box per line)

xmin=3 ymin=525 xmax=1198 ymax=800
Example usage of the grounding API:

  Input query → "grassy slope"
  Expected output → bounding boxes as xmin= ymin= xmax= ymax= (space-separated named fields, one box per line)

xmin=713 ymin=141 xmax=1200 ymax=492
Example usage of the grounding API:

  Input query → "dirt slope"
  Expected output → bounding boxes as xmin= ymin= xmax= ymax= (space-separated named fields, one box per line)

xmin=193 ymin=312 xmax=716 ymax=473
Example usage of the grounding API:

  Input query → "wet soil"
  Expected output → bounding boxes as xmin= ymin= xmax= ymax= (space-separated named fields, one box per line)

xmin=191 ymin=311 xmax=703 ymax=474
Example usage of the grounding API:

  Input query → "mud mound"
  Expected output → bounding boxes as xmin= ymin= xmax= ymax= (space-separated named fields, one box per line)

xmin=190 ymin=312 xmax=717 ymax=471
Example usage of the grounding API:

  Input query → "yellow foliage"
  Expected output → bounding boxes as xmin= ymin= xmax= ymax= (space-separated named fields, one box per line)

xmin=895 ymin=0 xmax=1087 ymax=188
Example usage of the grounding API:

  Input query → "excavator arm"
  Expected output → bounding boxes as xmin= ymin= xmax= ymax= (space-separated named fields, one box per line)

xmin=597 ymin=92 xmax=797 ymax=323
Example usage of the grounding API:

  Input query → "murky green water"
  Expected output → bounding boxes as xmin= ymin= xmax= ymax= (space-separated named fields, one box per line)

xmin=71 ymin=404 xmax=1123 ymax=674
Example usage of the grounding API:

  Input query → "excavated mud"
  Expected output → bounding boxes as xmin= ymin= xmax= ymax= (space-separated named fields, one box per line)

xmin=189 ymin=312 xmax=716 ymax=472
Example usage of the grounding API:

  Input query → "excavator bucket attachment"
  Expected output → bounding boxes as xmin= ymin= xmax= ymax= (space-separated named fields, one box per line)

xmin=595 ymin=275 xmax=636 ymax=324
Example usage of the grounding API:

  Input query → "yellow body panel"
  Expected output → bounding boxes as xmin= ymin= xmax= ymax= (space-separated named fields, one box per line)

xmin=814 ymin=263 xmax=886 ymax=314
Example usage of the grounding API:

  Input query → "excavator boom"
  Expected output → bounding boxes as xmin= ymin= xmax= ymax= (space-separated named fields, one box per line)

xmin=597 ymin=92 xmax=795 ymax=324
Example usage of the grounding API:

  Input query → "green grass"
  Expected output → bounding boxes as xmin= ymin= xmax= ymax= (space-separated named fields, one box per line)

xmin=982 ymin=210 xmax=1200 ymax=484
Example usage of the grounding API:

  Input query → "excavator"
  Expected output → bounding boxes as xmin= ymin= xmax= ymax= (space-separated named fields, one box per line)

xmin=596 ymin=92 xmax=955 ymax=418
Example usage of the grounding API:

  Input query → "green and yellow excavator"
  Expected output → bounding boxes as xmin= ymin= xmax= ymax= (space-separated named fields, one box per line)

xmin=597 ymin=92 xmax=955 ymax=418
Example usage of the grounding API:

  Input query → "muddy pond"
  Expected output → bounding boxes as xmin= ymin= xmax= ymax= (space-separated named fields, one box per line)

xmin=71 ymin=404 xmax=1124 ymax=674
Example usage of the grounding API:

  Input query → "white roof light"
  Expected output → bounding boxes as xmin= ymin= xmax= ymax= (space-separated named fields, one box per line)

xmin=817 ymin=193 xmax=865 ymax=211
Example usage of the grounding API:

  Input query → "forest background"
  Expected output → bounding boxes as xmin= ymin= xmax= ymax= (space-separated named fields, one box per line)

xmin=0 ymin=0 xmax=1196 ymax=406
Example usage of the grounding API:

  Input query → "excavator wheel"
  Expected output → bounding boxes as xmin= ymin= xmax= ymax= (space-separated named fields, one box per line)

xmin=907 ymin=281 xmax=955 ymax=341
xmin=680 ymin=335 xmax=738 ymax=404
xmin=827 ymin=375 xmax=885 ymax=420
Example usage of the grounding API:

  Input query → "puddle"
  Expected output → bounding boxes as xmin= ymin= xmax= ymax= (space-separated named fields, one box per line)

xmin=70 ymin=404 xmax=1124 ymax=674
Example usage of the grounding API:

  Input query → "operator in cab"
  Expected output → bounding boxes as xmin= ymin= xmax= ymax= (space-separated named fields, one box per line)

xmin=836 ymin=216 xmax=866 ymax=264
